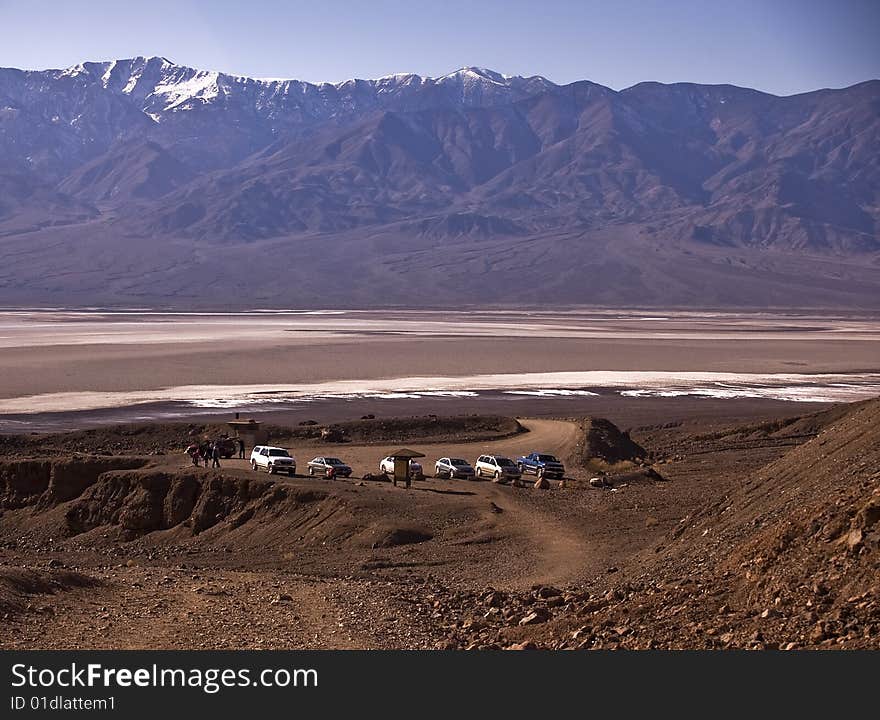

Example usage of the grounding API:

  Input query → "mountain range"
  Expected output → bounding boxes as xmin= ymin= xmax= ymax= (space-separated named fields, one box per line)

xmin=0 ymin=56 xmax=878 ymax=308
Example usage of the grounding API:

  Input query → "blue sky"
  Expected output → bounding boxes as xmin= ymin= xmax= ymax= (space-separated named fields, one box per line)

xmin=1 ymin=0 xmax=877 ymax=95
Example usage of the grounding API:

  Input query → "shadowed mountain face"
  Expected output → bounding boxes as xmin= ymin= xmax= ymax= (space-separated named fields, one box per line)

xmin=0 ymin=57 xmax=878 ymax=308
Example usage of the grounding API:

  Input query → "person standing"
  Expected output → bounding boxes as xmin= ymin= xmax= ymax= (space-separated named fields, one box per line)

xmin=211 ymin=442 xmax=221 ymax=468
xmin=238 ymin=437 xmax=245 ymax=459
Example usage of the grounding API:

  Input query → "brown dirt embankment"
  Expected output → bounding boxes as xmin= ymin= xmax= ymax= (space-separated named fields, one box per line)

xmin=0 ymin=461 xmax=434 ymax=552
xmin=275 ymin=414 xmax=524 ymax=446
xmin=0 ymin=415 xmax=523 ymax=455
xmin=0 ymin=567 xmax=98 ymax=614
xmin=578 ymin=417 xmax=648 ymax=465
xmin=0 ymin=456 xmax=147 ymax=509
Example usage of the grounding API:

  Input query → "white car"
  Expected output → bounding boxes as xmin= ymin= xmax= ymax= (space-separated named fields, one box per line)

xmin=250 ymin=446 xmax=296 ymax=475
xmin=379 ymin=456 xmax=423 ymax=477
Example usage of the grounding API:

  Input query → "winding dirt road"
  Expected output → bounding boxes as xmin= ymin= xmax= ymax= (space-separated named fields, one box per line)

xmin=267 ymin=418 xmax=592 ymax=588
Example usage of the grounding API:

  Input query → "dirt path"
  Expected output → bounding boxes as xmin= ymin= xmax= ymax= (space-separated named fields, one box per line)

xmin=479 ymin=481 xmax=593 ymax=587
xmin=195 ymin=417 xmax=591 ymax=590
xmin=436 ymin=418 xmax=594 ymax=588
xmin=190 ymin=418 xmax=590 ymax=587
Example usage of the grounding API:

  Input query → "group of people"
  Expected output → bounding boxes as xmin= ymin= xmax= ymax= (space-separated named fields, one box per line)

xmin=185 ymin=436 xmax=246 ymax=468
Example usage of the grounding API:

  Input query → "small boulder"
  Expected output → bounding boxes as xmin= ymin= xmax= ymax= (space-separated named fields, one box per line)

xmin=506 ymin=641 xmax=537 ymax=650
xmin=320 ymin=426 xmax=346 ymax=442
xmin=361 ymin=472 xmax=388 ymax=483
xmin=845 ymin=528 xmax=864 ymax=551
xmin=484 ymin=591 xmax=505 ymax=608
xmin=519 ymin=608 xmax=551 ymax=625
xmin=537 ymin=586 xmax=562 ymax=599
xmin=809 ymin=624 xmax=827 ymax=643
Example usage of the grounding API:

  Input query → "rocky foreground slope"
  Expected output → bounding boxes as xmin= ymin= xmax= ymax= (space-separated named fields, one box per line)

xmin=435 ymin=399 xmax=880 ymax=649
xmin=0 ymin=404 xmax=877 ymax=649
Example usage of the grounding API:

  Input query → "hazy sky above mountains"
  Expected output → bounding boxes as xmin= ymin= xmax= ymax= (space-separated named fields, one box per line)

xmin=1 ymin=0 xmax=877 ymax=95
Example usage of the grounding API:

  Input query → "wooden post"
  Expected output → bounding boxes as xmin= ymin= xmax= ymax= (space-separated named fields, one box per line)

xmin=393 ymin=458 xmax=410 ymax=489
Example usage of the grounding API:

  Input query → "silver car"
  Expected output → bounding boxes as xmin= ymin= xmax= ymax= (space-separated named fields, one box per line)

xmin=474 ymin=455 xmax=522 ymax=482
xmin=434 ymin=457 xmax=475 ymax=479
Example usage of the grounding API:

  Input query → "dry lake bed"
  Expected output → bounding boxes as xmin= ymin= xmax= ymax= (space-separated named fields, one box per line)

xmin=1 ymin=308 xmax=878 ymax=429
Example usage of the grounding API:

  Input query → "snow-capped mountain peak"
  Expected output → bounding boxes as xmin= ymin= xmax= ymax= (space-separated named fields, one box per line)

xmin=442 ymin=66 xmax=509 ymax=83
xmin=45 ymin=57 xmax=552 ymax=97
xmin=0 ymin=56 xmax=567 ymax=168
xmin=16 ymin=58 xmax=558 ymax=123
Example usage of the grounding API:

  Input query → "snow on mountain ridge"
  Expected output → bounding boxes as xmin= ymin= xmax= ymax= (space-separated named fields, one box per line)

xmin=31 ymin=57 xmax=558 ymax=122
xmin=100 ymin=60 xmax=117 ymax=88
xmin=52 ymin=57 xmax=551 ymax=94
xmin=152 ymin=70 xmax=221 ymax=110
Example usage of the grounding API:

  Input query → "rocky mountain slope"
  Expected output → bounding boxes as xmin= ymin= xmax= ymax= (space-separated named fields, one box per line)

xmin=0 ymin=57 xmax=878 ymax=307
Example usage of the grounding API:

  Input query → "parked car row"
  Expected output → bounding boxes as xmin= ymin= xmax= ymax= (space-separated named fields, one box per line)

xmin=248 ymin=446 xmax=564 ymax=482
xmin=435 ymin=453 xmax=565 ymax=481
